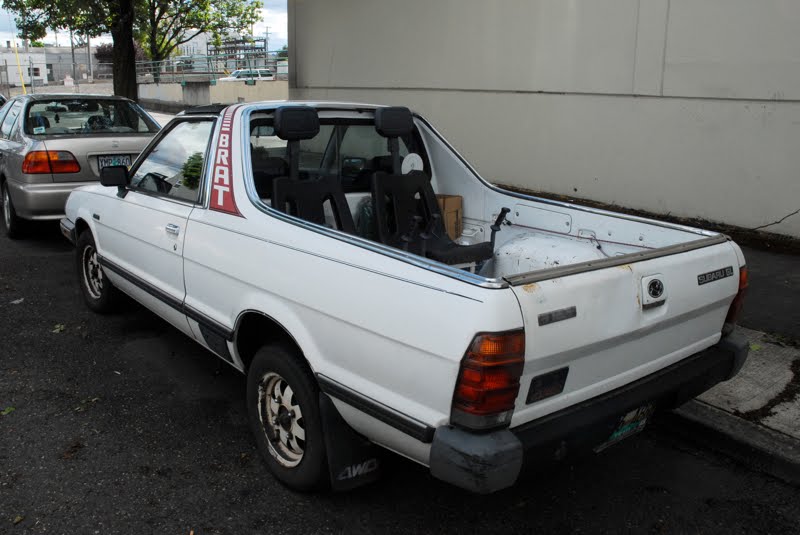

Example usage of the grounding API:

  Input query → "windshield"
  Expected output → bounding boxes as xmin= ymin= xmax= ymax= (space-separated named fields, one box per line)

xmin=24 ymin=99 xmax=160 ymax=136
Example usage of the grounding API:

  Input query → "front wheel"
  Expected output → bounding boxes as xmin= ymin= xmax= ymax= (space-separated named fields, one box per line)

xmin=247 ymin=344 xmax=328 ymax=491
xmin=2 ymin=181 xmax=24 ymax=239
xmin=76 ymin=230 xmax=118 ymax=313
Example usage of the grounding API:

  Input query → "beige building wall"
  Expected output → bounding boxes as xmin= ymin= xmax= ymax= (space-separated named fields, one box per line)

xmin=290 ymin=0 xmax=800 ymax=237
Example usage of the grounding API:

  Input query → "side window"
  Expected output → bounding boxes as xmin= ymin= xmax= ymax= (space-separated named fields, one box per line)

xmin=129 ymin=119 xmax=214 ymax=203
xmin=0 ymin=101 xmax=23 ymax=140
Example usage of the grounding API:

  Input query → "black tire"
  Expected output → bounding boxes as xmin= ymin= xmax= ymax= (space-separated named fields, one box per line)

xmin=2 ymin=180 xmax=24 ymax=239
xmin=247 ymin=344 xmax=328 ymax=491
xmin=76 ymin=230 xmax=118 ymax=313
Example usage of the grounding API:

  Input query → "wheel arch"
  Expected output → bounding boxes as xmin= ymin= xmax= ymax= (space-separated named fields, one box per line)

xmin=233 ymin=309 xmax=315 ymax=375
xmin=75 ymin=216 xmax=90 ymax=237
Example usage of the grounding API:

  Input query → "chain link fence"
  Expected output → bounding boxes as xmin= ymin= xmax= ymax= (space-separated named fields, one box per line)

xmin=136 ymin=51 xmax=288 ymax=84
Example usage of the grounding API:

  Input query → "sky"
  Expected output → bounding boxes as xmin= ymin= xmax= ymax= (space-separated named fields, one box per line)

xmin=0 ymin=0 xmax=288 ymax=51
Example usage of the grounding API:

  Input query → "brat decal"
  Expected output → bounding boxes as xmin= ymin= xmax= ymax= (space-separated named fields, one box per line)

xmin=210 ymin=105 xmax=243 ymax=216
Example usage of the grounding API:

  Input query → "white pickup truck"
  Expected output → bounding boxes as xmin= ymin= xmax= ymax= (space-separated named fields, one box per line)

xmin=60 ymin=102 xmax=749 ymax=493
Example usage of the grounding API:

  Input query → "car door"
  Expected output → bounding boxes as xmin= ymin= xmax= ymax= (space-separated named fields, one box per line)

xmin=94 ymin=117 xmax=216 ymax=336
xmin=0 ymin=100 xmax=26 ymax=182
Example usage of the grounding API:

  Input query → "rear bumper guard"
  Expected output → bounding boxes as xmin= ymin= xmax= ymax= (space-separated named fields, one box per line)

xmin=429 ymin=330 xmax=750 ymax=493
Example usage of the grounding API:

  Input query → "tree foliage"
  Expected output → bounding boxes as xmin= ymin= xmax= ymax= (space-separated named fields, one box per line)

xmin=138 ymin=0 xmax=263 ymax=64
xmin=4 ymin=0 xmax=264 ymax=99
xmin=277 ymin=44 xmax=288 ymax=59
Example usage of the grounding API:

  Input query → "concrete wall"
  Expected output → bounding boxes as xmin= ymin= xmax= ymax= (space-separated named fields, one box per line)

xmin=290 ymin=0 xmax=800 ymax=237
xmin=138 ymin=80 xmax=289 ymax=111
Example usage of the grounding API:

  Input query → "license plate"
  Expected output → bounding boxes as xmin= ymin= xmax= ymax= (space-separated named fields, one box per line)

xmin=594 ymin=403 xmax=654 ymax=452
xmin=98 ymin=155 xmax=131 ymax=169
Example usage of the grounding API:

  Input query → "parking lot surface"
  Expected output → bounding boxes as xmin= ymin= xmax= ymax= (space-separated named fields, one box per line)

xmin=2 ymin=225 xmax=799 ymax=534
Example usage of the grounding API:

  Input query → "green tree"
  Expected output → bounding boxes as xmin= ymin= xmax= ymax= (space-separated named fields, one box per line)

xmin=277 ymin=44 xmax=287 ymax=59
xmin=138 ymin=0 xmax=263 ymax=65
xmin=181 ymin=152 xmax=204 ymax=190
xmin=4 ymin=0 xmax=138 ymax=99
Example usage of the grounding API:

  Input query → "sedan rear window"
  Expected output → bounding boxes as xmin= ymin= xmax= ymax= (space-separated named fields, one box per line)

xmin=24 ymin=99 xmax=159 ymax=136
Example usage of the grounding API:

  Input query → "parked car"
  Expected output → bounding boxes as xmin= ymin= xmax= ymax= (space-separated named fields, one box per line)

xmin=217 ymin=68 xmax=275 ymax=82
xmin=0 ymin=94 xmax=160 ymax=238
xmin=61 ymin=102 xmax=749 ymax=493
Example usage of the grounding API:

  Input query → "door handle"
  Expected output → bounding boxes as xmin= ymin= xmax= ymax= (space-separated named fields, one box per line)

xmin=165 ymin=223 xmax=180 ymax=236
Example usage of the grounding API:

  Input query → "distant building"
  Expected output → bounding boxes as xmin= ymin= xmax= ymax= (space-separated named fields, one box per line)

xmin=0 ymin=49 xmax=48 ymax=87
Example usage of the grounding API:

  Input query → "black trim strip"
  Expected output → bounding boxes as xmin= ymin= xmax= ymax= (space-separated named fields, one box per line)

xmin=98 ymin=256 xmax=234 ymax=341
xmin=317 ymin=374 xmax=436 ymax=443
xmin=184 ymin=304 xmax=234 ymax=340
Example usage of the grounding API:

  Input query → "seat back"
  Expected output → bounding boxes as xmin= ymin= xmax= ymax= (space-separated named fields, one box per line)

xmin=272 ymin=175 xmax=356 ymax=234
xmin=269 ymin=106 xmax=356 ymax=234
xmin=371 ymin=170 xmax=442 ymax=247
xmin=252 ymin=155 xmax=287 ymax=199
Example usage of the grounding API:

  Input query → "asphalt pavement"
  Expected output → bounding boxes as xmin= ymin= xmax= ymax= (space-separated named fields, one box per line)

xmin=1 ymin=224 xmax=799 ymax=534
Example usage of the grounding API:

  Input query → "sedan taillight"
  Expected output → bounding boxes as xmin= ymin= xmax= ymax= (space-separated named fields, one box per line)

xmin=22 ymin=151 xmax=81 ymax=174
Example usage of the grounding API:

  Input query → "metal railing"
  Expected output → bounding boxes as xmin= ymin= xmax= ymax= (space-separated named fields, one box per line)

xmin=135 ymin=51 xmax=289 ymax=84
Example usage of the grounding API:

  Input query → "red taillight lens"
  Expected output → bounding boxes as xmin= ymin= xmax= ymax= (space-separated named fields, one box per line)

xmin=48 ymin=151 xmax=81 ymax=173
xmin=22 ymin=151 xmax=52 ymax=174
xmin=22 ymin=151 xmax=80 ymax=174
xmin=451 ymin=330 xmax=525 ymax=430
xmin=724 ymin=266 xmax=748 ymax=330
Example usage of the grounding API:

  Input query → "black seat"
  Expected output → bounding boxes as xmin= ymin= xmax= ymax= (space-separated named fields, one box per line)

xmin=273 ymin=174 xmax=356 ymax=233
xmin=370 ymin=107 xmax=494 ymax=265
xmin=252 ymin=155 xmax=287 ymax=199
xmin=269 ymin=106 xmax=356 ymax=234
xmin=29 ymin=114 xmax=50 ymax=130
xmin=371 ymin=170 xmax=493 ymax=264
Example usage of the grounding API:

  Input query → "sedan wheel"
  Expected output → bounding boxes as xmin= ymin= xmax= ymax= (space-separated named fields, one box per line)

xmin=1 ymin=182 xmax=23 ymax=239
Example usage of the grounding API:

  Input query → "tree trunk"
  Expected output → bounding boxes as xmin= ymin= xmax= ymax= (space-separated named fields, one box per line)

xmin=110 ymin=0 xmax=138 ymax=100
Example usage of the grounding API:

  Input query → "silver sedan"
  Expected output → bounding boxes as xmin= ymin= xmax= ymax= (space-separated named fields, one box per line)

xmin=0 ymin=94 xmax=160 ymax=238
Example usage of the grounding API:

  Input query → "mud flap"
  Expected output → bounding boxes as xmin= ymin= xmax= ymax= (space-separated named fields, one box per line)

xmin=319 ymin=393 xmax=382 ymax=491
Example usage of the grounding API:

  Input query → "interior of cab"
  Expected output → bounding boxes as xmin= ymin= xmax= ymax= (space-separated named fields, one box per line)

xmin=249 ymin=106 xmax=501 ymax=270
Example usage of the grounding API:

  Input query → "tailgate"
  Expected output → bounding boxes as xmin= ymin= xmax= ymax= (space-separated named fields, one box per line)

xmin=508 ymin=240 xmax=741 ymax=427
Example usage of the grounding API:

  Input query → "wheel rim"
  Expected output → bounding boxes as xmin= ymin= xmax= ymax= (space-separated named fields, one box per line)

xmin=2 ymin=186 xmax=10 ymax=230
xmin=81 ymin=244 xmax=104 ymax=299
xmin=257 ymin=372 xmax=306 ymax=467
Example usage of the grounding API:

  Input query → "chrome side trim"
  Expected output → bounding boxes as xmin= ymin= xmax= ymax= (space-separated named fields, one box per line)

xmin=505 ymin=234 xmax=730 ymax=286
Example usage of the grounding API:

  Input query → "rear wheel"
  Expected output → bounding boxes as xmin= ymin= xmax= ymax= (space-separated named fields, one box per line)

xmin=76 ymin=230 xmax=118 ymax=313
xmin=2 ymin=181 xmax=24 ymax=239
xmin=247 ymin=344 xmax=328 ymax=491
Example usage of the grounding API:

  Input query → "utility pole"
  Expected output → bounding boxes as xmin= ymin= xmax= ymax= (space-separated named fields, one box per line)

xmin=86 ymin=35 xmax=93 ymax=81
xmin=69 ymin=28 xmax=77 ymax=80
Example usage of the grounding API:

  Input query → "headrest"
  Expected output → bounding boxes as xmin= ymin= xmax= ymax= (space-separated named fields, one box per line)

xmin=274 ymin=106 xmax=319 ymax=141
xmin=375 ymin=107 xmax=413 ymax=138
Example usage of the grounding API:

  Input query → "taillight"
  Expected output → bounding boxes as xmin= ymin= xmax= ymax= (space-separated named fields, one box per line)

xmin=723 ymin=266 xmax=748 ymax=333
xmin=22 ymin=151 xmax=81 ymax=174
xmin=451 ymin=329 xmax=525 ymax=430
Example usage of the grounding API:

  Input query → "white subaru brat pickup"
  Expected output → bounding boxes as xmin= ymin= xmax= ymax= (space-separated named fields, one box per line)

xmin=60 ymin=102 xmax=749 ymax=493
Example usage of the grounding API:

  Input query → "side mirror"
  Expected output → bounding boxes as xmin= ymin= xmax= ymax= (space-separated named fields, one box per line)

xmin=100 ymin=165 xmax=129 ymax=187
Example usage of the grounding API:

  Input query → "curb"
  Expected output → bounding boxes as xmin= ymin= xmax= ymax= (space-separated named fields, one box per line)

xmin=660 ymin=400 xmax=800 ymax=487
